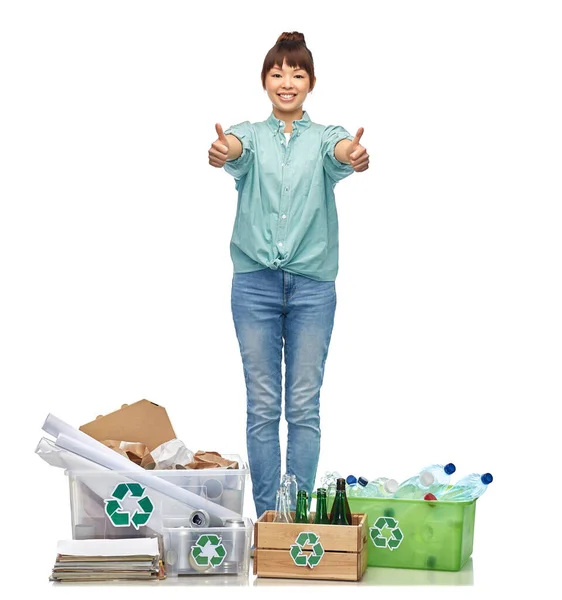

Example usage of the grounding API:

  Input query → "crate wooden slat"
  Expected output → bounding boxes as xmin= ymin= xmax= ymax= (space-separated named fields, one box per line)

xmin=254 ymin=511 xmax=368 ymax=581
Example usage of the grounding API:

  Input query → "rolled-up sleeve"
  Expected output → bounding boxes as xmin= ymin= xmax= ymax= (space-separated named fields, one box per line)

xmin=223 ymin=121 xmax=255 ymax=180
xmin=321 ymin=125 xmax=355 ymax=184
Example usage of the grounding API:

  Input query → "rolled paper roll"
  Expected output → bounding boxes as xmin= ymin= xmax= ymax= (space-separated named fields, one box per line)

xmin=220 ymin=489 xmax=243 ymax=514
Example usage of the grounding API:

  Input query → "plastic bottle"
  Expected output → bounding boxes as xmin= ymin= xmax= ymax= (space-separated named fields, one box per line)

xmin=362 ymin=477 xmax=399 ymax=498
xmin=353 ymin=477 xmax=369 ymax=498
xmin=420 ymin=463 xmax=456 ymax=496
xmin=346 ymin=475 xmax=358 ymax=497
xmin=435 ymin=473 xmax=493 ymax=502
xmin=345 ymin=475 xmax=367 ymax=498
xmin=393 ymin=470 xmax=435 ymax=499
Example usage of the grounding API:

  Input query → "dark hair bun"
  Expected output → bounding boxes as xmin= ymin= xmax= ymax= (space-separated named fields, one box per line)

xmin=276 ymin=31 xmax=306 ymax=44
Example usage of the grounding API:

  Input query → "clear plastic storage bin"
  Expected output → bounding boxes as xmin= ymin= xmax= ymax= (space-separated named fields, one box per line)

xmin=163 ymin=517 xmax=253 ymax=577
xmin=66 ymin=455 xmax=248 ymax=541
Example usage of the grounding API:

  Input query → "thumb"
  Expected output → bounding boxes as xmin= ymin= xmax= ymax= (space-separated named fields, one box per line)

xmin=215 ymin=123 xmax=228 ymax=145
xmin=351 ymin=127 xmax=364 ymax=148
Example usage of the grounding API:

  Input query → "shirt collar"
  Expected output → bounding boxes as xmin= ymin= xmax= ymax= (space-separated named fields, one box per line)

xmin=266 ymin=110 xmax=312 ymax=136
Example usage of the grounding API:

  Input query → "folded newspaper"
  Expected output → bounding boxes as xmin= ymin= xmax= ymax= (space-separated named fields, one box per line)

xmin=50 ymin=537 xmax=164 ymax=582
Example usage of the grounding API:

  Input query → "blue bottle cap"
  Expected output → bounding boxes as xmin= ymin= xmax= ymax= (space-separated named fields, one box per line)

xmin=346 ymin=475 xmax=357 ymax=485
xmin=444 ymin=463 xmax=456 ymax=475
xmin=357 ymin=477 xmax=368 ymax=487
xmin=481 ymin=473 xmax=493 ymax=484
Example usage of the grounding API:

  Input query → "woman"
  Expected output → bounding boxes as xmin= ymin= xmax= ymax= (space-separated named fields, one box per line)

xmin=208 ymin=31 xmax=369 ymax=519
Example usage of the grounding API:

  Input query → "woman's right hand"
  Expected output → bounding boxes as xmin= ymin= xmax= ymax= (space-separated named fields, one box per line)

xmin=208 ymin=123 xmax=230 ymax=168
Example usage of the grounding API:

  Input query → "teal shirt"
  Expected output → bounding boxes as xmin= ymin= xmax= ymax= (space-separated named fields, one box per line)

xmin=224 ymin=111 xmax=354 ymax=281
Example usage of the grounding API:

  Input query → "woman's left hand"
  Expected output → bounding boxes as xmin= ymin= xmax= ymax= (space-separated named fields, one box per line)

xmin=347 ymin=128 xmax=369 ymax=172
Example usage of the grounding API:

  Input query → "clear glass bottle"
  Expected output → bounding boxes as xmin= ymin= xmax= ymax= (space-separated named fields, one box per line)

xmin=320 ymin=470 xmax=341 ymax=499
xmin=273 ymin=487 xmax=292 ymax=523
xmin=281 ymin=473 xmax=298 ymax=513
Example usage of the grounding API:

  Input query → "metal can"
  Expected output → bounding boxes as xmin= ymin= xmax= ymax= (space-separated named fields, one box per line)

xmin=170 ymin=527 xmax=211 ymax=574
xmin=222 ymin=518 xmax=247 ymax=572
xmin=190 ymin=509 xmax=211 ymax=528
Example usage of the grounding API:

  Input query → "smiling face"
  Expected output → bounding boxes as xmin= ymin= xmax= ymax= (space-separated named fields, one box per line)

xmin=265 ymin=59 xmax=315 ymax=122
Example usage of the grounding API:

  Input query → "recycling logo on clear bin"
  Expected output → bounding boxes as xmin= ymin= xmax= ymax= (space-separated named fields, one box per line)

xmin=289 ymin=532 xmax=324 ymax=568
xmin=104 ymin=482 xmax=154 ymax=530
xmin=369 ymin=516 xmax=404 ymax=551
xmin=190 ymin=534 xmax=227 ymax=568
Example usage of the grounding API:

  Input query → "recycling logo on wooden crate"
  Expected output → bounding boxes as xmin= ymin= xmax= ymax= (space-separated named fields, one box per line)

xmin=289 ymin=532 xmax=325 ymax=568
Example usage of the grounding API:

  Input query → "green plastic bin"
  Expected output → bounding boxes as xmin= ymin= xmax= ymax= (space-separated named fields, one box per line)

xmin=331 ymin=495 xmax=476 ymax=572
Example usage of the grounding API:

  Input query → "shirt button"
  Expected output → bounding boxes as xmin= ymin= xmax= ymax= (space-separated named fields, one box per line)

xmin=278 ymin=242 xmax=283 ymax=247
xmin=285 ymin=187 xmax=289 ymax=192
xmin=281 ymin=214 xmax=287 ymax=219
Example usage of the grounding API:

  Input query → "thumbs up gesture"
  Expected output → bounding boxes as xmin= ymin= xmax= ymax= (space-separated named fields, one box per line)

xmin=346 ymin=127 xmax=369 ymax=172
xmin=209 ymin=123 xmax=231 ymax=168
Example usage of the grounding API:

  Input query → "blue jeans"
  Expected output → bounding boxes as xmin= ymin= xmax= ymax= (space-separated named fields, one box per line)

xmin=231 ymin=268 xmax=336 ymax=519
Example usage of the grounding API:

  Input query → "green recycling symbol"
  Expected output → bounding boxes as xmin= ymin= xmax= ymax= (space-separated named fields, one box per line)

xmin=369 ymin=516 xmax=404 ymax=551
xmin=190 ymin=534 xmax=227 ymax=568
xmin=104 ymin=482 xmax=154 ymax=530
xmin=289 ymin=532 xmax=324 ymax=568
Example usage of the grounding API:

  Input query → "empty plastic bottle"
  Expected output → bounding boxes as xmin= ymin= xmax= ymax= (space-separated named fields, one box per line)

xmin=362 ymin=477 xmax=399 ymax=498
xmin=348 ymin=476 xmax=368 ymax=498
xmin=420 ymin=463 xmax=456 ymax=496
xmin=436 ymin=473 xmax=493 ymax=502
xmin=346 ymin=474 xmax=358 ymax=496
xmin=393 ymin=470 xmax=435 ymax=499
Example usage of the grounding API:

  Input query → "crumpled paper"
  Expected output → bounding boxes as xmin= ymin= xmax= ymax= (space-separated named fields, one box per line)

xmin=185 ymin=450 xmax=239 ymax=470
xmin=101 ymin=440 xmax=154 ymax=467
xmin=146 ymin=438 xmax=195 ymax=470
xmin=102 ymin=439 xmax=236 ymax=471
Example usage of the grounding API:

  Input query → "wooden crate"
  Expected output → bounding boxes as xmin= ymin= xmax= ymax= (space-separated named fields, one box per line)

xmin=254 ymin=511 xmax=368 ymax=581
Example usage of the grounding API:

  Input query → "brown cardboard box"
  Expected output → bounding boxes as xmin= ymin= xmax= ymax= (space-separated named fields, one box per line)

xmin=79 ymin=399 xmax=176 ymax=451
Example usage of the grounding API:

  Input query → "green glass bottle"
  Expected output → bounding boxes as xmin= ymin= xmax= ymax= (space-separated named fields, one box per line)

xmin=330 ymin=478 xmax=351 ymax=525
xmin=294 ymin=490 xmax=309 ymax=523
xmin=313 ymin=488 xmax=330 ymax=524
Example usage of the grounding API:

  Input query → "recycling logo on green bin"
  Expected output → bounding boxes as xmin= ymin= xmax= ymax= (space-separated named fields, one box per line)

xmin=104 ymin=482 xmax=154 ymax=530
xmin=190 ymin=534 xmax=227 ymax=568
xmin=289 ymin=532 xmax=324 ymax=568
xmin=369 ymin=516 xmax=404 ymax=551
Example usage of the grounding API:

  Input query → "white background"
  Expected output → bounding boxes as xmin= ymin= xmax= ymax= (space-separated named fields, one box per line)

xmin=1 ymin=1 xmax=561 ymax=598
